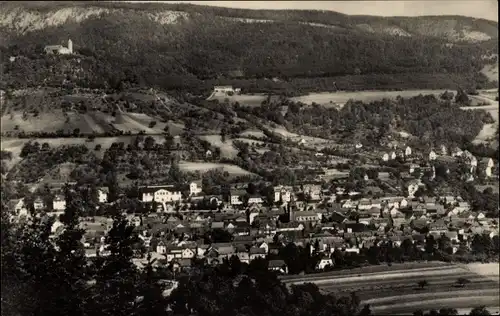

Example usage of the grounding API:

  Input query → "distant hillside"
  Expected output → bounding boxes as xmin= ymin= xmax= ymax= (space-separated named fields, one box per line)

xmin=0 ymin=2 xmax=498 ymax=92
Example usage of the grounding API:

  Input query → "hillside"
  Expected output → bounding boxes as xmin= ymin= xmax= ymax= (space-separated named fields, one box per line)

xmin=0 ymin=2 xmax=498 ymax=93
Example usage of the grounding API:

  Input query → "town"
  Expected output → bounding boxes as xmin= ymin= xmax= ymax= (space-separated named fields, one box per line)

xmin=7 ymin=140 xmax=498 ymax=275
xmin=1 ymin=2 xmax=499 ymax=316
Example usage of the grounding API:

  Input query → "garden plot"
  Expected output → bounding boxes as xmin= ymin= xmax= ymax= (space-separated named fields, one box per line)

xmin=178 ymin=162 xmax=254 ymax=176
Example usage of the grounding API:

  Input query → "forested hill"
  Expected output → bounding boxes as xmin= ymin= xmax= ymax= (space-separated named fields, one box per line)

xmin=0 ymin=1 xmax=498 ymax=92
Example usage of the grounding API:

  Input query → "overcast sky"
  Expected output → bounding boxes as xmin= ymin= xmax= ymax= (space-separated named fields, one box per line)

xmin=148 ymin=1 xmax=498 ymax=22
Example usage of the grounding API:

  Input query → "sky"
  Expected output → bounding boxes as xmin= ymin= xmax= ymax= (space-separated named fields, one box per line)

xmin=135 ymin=1 xmax=498 ymax=22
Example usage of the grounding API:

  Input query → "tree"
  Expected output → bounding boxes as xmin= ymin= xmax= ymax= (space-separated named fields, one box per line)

xmin=456 ymin=277 xmax=471 ymax=287
xmin=89 ymin=212 xmax=140 ymax=315
xmin=144 ymin=136 xmax=156 ymax=150
xmin=439 ymin=308 xmax=458 ymax=315
xmin=418 ymin=280 xmax=428 ymax=289
xmin=455 ymin=87 xmax=470 ymax=105
xmin=135 ymin=253 xmax=169 ymax=316
xmin=469 ymin=306 xmax=492 ymax=316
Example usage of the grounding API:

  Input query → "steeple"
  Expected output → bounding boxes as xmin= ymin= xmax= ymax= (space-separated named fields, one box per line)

xmin=68 ymin=39 xmax=73 ymax=54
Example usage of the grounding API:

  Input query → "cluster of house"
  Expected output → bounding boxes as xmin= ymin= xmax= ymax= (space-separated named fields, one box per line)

xmin=68 ymin=180 xmax=498 ymax=274
xmin=10 ymin=187 xmax=110 ymax=218
xmin=380 ymin=144 xmax=496 ymax=181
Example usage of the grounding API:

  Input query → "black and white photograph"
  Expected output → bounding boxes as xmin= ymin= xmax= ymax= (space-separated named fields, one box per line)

xmin=1 ymin=1 xmax=499 ymax=315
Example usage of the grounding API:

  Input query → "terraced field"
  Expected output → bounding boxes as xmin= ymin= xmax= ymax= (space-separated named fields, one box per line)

xmin=281 ymin=262 xmax=500 ymax=315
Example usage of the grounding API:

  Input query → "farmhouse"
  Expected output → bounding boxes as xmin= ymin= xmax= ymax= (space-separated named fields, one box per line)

xmin=44 ymin=39 xmax=73 ymax=55
xmin=213 ymin=86 xmax=241 ymax=95
xmin=141 ymin=185 xmax=182 ymax=203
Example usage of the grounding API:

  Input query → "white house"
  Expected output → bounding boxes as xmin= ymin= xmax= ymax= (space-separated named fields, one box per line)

xmin=141 ymin=186 xmax=182 ymax=203
xmin=294 ymin=211 xmax=319 ymax=223
xmin=382 ymin=153 xmax=389 ymax=162
xmin=213 ymin=86 xmax=241 ymax=94
xmin=316 ymin=257 xmax=333 ymax=270
xmin=407 ymin=181 xmax=420 ymax=198
xmin=486 ymin=167 xmax=493 ymax=177
xmin=189 ymin=182 xmax=202 ymax=196
xmin=487 ymin=158 xmax=495 ymax=168
xmin=230 ymin=190 xmax=245 ymax=205
xmin=405 ymin=146 xmax=412 ymax=156
xmin=52 ymin=195 xmax=66 ymax=211
xmin=274 ymin=186 xmax=292 ymax=203
xmin=390 ymin=151 xmax=397 ymax=160
xmin=429 ymin=150 xmax=437 ymax=161
xmin=98 ymin=187 xmax=109 ymax=203
xmin=156 ymin=241 xmax=167 ymax=254
xmin=44 ymin=39 xmax=73 ymax=55
xmin=248 ymin=196 xmax=264 ymax=204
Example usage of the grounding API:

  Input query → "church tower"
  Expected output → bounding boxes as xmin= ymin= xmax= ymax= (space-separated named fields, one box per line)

xmin=68 ymin=39 xmax=73 ymax=54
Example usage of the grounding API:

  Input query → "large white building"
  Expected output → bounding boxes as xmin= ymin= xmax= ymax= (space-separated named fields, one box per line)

xmin=213 ymin=86 xmax=241 ymax=95
xmin=141 ymin=186 xmax=182 ymax=203
xmin=44 ymin=39 xmax=73 ymax=55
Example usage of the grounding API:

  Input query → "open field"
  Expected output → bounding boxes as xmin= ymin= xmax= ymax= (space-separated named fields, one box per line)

xmin=207 ymin=93 xmax=267 ymax=107
xmin=282 ymin=262 xmax=500 ymax=315
xmin=0 ymin=110 xmax=111 ymax=134
xmin=113 ymin=112 xmax=161 ymax=134
xmin=463 ymin=94 xmax=499 ymax=146
xmin=178 ymin=162 xmax=254 ymax=176
xmin=239 ymin=129 xmax=267 ymax=139
xmin=289 ymin=89 xmax=447 ymax=107
xmin=481 ymin=62 xmax=499 ymax=83
xmin=265 ymin=125 xmax=336 ymax=150
xmin=198 ymin=135 xmax=239 ymax=159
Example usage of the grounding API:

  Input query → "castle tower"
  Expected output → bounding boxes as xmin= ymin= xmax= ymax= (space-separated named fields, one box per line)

xmin=68 ymin=39 xmax=73 ymax=54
